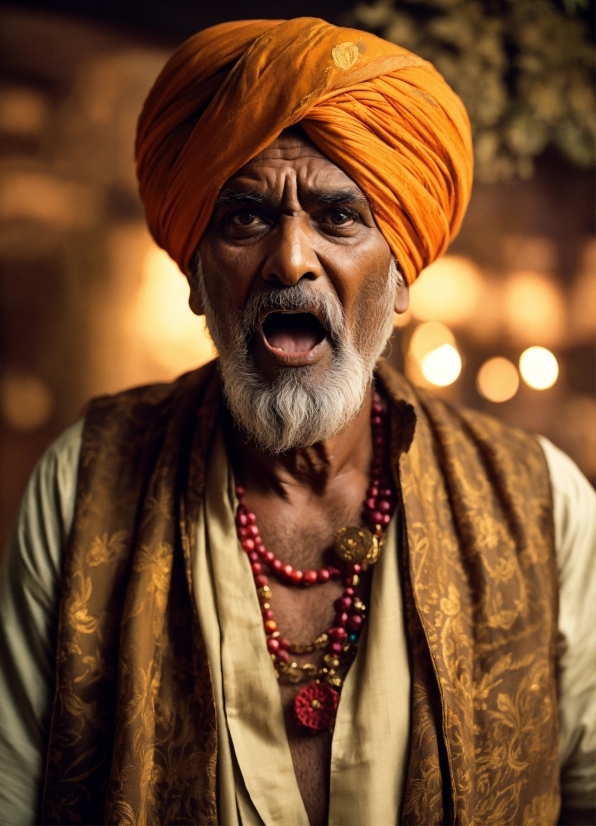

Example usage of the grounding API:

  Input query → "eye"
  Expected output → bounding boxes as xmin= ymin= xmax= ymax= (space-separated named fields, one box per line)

xmin=320 ymin=207 xmax=358 ymax=229
xmin=332 ymin=209 xmax=354 ymax=224
xmin=230 ymin=210 xmax=261 ymax=227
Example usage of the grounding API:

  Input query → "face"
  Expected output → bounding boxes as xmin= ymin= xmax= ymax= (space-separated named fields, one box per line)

xmin=192 ymin=128 xmax=409 ymax=453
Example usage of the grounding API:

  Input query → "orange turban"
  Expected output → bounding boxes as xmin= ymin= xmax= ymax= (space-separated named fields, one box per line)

xmin=136 ymin=18 xmax=473 ymax=285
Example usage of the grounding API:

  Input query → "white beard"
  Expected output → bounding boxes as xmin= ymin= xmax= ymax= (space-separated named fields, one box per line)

xmin=194 ymin=257 xmax=399 ymax=454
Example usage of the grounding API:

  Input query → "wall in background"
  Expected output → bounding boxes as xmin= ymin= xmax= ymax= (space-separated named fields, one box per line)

xmin=0 ymin=6 xmax=594 ymax=553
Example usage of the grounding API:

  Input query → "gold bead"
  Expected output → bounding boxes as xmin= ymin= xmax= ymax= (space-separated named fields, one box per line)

xmin=287 ymin=663 xmax=302 ymax=684
xmin=310 ymin=699 xmax=322 ymax=710
xmin=257 ymin=586 xmax=272 ymax=602
xmin=323 ymin=654 xmax=340 ymax=668
xmin=351 ymin=574 xmax=360 ymax=587
xmin=365 ymin=535 xmax=382 ymax=565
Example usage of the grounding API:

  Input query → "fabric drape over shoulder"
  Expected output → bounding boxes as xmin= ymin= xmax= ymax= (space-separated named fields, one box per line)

xmin=136 ymin=18 xmax=473 ymax=285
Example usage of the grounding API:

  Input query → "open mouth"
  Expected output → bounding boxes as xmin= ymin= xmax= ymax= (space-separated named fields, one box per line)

xmin=261 ymin=312 xmax=327 ymax=355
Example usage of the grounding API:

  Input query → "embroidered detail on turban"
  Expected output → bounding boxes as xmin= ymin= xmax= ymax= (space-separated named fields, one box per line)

xmin=136 ymin=18 xmax=473 ymax=285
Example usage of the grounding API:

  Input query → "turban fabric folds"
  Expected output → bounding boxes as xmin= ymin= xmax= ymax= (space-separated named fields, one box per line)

xmin=136 ymin=18 xmax=473 ymax=285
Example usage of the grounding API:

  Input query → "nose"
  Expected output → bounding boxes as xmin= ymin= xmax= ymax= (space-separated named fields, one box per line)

xmin=261 ymin=215 xmax=323 ymax=286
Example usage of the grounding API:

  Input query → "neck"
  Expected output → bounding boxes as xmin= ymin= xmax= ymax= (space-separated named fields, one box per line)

xmin=228 ymin=385 xmax=374 ymax=500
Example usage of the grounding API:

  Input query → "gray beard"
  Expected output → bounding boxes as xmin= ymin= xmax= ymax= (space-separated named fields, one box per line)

xmin=194 ymin=258 xmax=399 ymax=454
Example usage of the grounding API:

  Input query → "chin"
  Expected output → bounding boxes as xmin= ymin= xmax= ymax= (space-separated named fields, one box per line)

xmin=219 ymin=344 xmax=372 ymax=455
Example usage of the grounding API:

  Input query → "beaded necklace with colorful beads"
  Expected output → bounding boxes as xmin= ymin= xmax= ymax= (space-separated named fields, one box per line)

xmin=235 ymin=392 xmax=395 ymax=732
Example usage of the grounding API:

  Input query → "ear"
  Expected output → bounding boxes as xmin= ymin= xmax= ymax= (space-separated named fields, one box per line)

xmin=394 ymin=280 xmax=409 ymax=314
xmin=185 ymin=267 xmax=205 ymax=316
xmin=188 ymin=282 xmax=205 ymax=316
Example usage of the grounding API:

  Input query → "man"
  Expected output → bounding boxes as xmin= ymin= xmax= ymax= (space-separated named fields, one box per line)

xmin=0 ymin=17 xmax=594 ymax=826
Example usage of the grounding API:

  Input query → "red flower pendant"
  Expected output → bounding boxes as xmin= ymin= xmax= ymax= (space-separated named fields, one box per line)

xmin=294 ymin=682 xmax=339 ymax=732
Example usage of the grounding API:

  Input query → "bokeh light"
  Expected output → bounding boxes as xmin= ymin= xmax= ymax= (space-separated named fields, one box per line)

xmin=421 ymin=344 xmax=462 ymax=387
xmin=503 ymin=272 xmax=565 ymax=347
xmin=409 ymin=321 xmax=455 ymax=364
xmin=0 ymin=6 xmax=594 ymax=560
xmin=409 ymin=255 xmax=483 ymax=325
xmin=0 ymin=87 xmax=48 ymax=137
xmin=519 ymin=346 xmax=559 ymax=389
xmin=476 ymin=357 xmax=519 ymax=402
xmin=0 ymin=373 xmax=53 ymax=430
xmin=0 ymin=170 xmax=96 ymax=229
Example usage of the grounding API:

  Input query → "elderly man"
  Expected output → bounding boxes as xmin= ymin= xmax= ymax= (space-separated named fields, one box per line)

xmin=0 ymin=17 xmax=594 ymax=826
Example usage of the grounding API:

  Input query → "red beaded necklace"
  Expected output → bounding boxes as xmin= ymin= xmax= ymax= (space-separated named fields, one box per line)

xmin=235 ymin=391 xmax=395 ymax=732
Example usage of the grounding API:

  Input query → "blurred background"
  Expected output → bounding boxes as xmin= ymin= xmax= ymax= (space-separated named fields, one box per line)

xmin=0 ymin=0 xmax=594 ymax=552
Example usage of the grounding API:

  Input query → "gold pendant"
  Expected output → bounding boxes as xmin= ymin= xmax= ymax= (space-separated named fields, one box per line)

xmin=333 ymin=525 xmax=382 ymax=565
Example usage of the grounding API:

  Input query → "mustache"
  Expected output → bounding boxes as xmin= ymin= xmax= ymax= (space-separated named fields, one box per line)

xmin=239 ymin=282 xmax=346 ymax=343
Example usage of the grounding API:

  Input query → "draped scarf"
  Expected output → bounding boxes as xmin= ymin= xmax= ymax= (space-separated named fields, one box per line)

xmin=41 ymin=361 xmax=559 ymax=825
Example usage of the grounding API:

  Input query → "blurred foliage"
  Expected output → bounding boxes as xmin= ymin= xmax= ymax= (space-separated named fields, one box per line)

xmin=346 ymin=0 xmax=595 ymax=182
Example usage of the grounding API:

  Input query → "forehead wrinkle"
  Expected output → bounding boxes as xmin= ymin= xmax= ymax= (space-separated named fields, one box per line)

xmin=215 ymin=188 xmax=277 ymax=207
xmin=215 ymin=184 xmax=369 ymax=211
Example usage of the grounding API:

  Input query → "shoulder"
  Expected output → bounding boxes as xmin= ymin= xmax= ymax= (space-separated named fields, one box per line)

xmin=85 ymin=360 xmax=219 ymax=426
xmin=10 ymin=419 xmax=84 ymax=575
xmin=377 ymin=360 xmax=547 ymax=476
xmin=537 ymin=436 xmax=596 ymax=517
xmin=537 ymin=436 xmax=596 ymax=578
xmin=537 ymin=439 xmax=596 ymax=808
xmin=80 ymin=361 xmax=220 ymax=469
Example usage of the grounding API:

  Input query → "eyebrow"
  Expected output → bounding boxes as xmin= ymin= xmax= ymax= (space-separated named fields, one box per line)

xmin=215 ymin=189 xmax=274 ymax=207
xmin=215 ymin=187 xmax=370 ymax=210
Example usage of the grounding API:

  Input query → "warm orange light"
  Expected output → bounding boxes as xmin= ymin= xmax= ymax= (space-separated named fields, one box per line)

xmin=0 ymin=170 xmax=95 ymax=229
xmin=421 ymin=344 xmax=462 ymax=387
xmin=410 ymin=255 xmax=483 ymax=325
xmin=519 ymin=346 xmax=559 ymax=390
xmin=503 ymin=272 xmax=565 ymax=347
xmin=0 ymin=87 xmax=49 ymax=137
xmin=409 ymin=321 xmax=455 ymax=364
xmin=132 ymin=246 xmax=216 ymax=371
xmin=476 ymin=357 xmax=519 ymax=402
xmin=0 ymin=373 xmax=53 ymax=430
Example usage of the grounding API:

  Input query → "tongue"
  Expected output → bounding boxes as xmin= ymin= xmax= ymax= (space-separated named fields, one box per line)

xmin=268 ymin=329 xmax=319 ymax=352
xmin=263 ymin=313 xmax=325 ymax=353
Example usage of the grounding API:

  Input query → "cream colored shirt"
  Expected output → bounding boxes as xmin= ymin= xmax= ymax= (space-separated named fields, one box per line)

xmin=0 ymin=421 xmax=594 ymax=824
xmin=194 ymin=429 xmax=410 ymax=825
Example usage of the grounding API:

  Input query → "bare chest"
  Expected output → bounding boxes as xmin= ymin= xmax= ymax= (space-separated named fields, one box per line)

xmin=248 ymin=504 xmax=372 ymax=825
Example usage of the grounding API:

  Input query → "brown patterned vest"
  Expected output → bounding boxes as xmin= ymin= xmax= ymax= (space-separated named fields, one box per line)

xmin=40 ymin=360 xmax=560 ymax=825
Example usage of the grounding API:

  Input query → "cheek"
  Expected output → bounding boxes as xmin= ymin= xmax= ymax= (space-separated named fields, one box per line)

xmin=330 ymin=235 xmax=392 ymax=317
xmin=199 ymin=236 xmax=255 ymax=309
xmin=352 ymin=273 xmax=392 ymax=328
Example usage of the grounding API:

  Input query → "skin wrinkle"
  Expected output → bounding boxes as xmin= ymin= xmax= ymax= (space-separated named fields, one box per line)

xmin=194 ymin=257 xmax=398 ymax=455
xmin=215 ymin=188 xmax=372 ymax=212
xmin=190 ymin=131 xmax=406 ymax=456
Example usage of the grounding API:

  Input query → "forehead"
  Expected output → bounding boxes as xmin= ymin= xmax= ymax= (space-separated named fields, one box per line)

xmin=222 ymin=129 xmax=362 ymax=194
